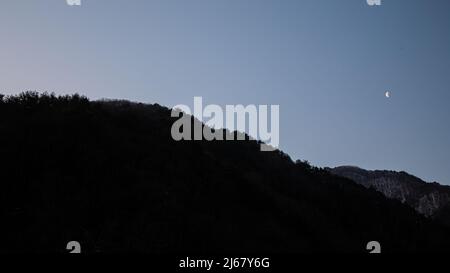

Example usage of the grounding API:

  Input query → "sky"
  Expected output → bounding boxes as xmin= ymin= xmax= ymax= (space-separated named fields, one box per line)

xmin=0 ymin=0 xmax=449 ymax=184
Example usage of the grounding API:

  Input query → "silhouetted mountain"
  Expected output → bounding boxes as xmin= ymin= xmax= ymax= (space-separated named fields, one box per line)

xmin=328 ymin=166 xmax=450 ymax=218
xmin=1 ymin=92 xmax=450 ymax=253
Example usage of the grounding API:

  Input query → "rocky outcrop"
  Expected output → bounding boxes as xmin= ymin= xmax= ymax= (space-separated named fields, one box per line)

xmin=328 ymin=166 xmax=450 ymax=217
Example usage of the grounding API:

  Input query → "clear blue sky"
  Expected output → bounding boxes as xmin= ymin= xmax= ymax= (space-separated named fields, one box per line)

xmin=1 ymin=0 xmax=449 ymax=184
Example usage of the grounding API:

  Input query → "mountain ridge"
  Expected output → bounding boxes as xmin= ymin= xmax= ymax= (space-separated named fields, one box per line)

xmin=328 ymin=166 xmax=450 ymax=218
xmin=1 ymin=92 xmax=449 ymax=253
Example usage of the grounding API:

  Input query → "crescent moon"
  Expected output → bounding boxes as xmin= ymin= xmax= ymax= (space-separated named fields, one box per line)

xmin=385 ymin=91 xmax=390 ymax=98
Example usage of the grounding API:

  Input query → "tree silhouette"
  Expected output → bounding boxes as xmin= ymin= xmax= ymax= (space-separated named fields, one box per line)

xmin=0 ymin=92 xmax=449 ymax=253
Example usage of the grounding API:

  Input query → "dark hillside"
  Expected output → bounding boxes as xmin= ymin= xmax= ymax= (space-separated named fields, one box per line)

xmin=0 ymin=92 xmax=449 ymax=253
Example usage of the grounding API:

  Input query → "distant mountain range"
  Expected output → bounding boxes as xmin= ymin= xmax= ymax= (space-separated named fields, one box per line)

xmin=328 ymin=166 xmax=450 ymax=221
